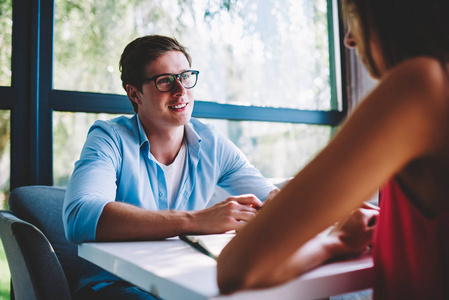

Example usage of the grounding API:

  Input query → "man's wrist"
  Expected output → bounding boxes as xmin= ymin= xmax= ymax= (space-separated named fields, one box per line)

xmin=178 ymin=210 xmax=197 ymax=233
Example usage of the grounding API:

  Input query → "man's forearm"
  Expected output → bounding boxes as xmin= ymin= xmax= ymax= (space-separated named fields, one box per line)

xmin=96 ymin=201 xmax=195 ymax=241
xmin=95 ymin=194 xmax=264 ymax=242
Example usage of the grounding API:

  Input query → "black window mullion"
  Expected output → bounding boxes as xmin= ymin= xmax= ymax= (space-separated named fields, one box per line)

xmin=10 ymin=0 xmax=55 ymax=189
xmin=10 ymin=0 xmax=32 ymax=189
xmin=36 ymin=0 xmax=54 ymax=185
xmin=49 ymin=90 xmax=345 ymax=126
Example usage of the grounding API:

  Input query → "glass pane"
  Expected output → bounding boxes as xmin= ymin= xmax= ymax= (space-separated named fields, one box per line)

xmin=54 ymin=0 xmax=337 ymax=111
xmin=0 ymin=0 xmax=12 ymax=86
xmin=199 ymin=118 xmax=331 ymax=179
xmin=0 ymin=110 xmax=10 ymax=299
xmin=53 ymin=112 xmax=131 ymax=186
xmin=0 ymin=110 xmax=10 ymax=207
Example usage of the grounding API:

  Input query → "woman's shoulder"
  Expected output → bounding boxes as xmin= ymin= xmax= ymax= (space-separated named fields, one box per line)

xmin=388 ymin=57 xmax=449 ymax=91
xmin=383 ymin=57 xmax=449 ymax=109
xmin=392 ymin=56 xmax=445 ymax=72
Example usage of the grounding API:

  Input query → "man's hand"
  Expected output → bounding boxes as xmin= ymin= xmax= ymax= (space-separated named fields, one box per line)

xmin=327 ymin=202 xmax=379 ymax=257
xmin=190 ymin=194 xmax=263 ymax=234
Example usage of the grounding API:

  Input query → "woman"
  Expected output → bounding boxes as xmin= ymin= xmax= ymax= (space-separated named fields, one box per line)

xmin=217 ymin=0 xmax=449 ymax=299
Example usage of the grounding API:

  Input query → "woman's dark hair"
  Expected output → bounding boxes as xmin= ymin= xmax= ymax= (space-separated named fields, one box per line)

xmin=119 ymin=35 xmax=192 ymax=113
xmin=342 ymin=0 xmax=449 ymax=77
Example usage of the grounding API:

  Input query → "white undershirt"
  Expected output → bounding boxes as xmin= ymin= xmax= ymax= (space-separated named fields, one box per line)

xmin=157 ymin=141 xmax=187 ymax=209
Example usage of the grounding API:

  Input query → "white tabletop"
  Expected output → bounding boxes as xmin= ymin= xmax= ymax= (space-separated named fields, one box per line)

xmin=78 ymin=233 xmax=373 ymax=300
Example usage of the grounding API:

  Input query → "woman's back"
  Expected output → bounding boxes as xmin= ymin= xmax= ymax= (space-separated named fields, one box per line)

xmin=392 ymin=60 xmax=449 ymax=213
xmin=371 ymin=59 xmax=449 ymax=300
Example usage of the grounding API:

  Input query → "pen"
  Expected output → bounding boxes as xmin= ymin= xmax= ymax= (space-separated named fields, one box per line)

xmin=179 ymin=235 xmax=218 ymax=260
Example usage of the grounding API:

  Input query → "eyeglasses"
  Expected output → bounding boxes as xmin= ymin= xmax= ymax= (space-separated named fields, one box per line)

xmin=141 ymin=70 xmax=200 ymax=92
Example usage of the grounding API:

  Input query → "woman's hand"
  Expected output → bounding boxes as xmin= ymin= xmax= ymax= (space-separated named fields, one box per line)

xmin=260 ymin=188 xmax=281 ymax=209
xmin=328 ymin=202 xmax=380 ymax=257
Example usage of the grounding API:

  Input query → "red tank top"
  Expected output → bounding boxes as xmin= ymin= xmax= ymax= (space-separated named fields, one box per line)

xmin=373 ymin=177 xmax=449 ymax=300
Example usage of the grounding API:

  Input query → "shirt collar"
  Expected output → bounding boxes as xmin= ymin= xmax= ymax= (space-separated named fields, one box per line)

xmin=135 ymin=114 xmax=149 ymax=148
xmin=184 ymin=121 xmax=202 ymax=153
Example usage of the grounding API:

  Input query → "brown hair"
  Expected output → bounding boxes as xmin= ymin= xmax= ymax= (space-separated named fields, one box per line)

xmin=341 ymin=0 xmax=449 ymax=77
xmin=119 ymin=35 xmax=192 ymax=113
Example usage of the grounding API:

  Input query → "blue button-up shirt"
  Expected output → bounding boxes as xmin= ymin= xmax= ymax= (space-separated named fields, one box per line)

xmin=63 ymin=114 xmax=275 ymax=244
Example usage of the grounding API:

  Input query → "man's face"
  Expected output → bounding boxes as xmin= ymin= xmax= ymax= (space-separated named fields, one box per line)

xmin=135 ymin=51 xmax=195 ymax=133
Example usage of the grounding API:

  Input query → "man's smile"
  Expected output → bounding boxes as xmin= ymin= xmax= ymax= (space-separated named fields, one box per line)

xmin=168 ymin=102 xmax=188 ymax=111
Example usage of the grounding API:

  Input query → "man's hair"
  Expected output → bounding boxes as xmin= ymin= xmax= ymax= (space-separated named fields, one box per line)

xmin=119 ymin=35 xmax=192 ymax=113
xmin=342 ymin=0 xmax=449 ymax=77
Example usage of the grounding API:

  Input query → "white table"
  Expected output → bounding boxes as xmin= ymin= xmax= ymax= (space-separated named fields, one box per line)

xmin=78 ymin=233 xmax=373 ymax=300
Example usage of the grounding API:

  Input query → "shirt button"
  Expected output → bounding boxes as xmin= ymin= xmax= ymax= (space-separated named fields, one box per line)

xmin=159 ymin=192 xmax=164 ymax=197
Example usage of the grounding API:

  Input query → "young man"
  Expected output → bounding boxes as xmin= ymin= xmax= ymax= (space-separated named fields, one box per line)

xmin=63 ymin=35 xmax=277 ymax=299
xmin=64 ymin=35 xmax=377 ymax=300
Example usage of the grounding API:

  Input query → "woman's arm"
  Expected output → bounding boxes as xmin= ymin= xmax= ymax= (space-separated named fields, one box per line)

xmin=262 ymin=204 xmax=379 ymax=286
xmin=217 ymin=57 xmax=449 ymax=293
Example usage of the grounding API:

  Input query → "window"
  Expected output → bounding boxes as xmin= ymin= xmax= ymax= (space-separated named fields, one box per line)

xmin=0 ymin=0 xmax=12 ymax=296
xmin=0 ymin=111 xmax=10 ymax=298
xmin=52 ymin=0 xmax=345 ymax=181
xmin=0 ymin=0 xmax=12 ymax=87
xmin=53 ymin=112 xmax=130 ymax=186
xmin=54 ymin=0 xmax=339 ymax=110
xmin=201 ymin=119 xmax=331 ymax=178
xmin=0 ymin=112 xmax=10 ymax=202
xmin=0 ymin=0 xmax=11 ymax=202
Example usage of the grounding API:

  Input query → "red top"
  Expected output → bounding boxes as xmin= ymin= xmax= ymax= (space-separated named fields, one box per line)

xmin=373 ymin=177 xmax=449 ymax=300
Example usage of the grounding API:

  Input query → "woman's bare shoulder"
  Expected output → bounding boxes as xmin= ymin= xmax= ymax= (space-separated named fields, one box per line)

xmin=392 ymin=56 xmax=446 ymax=73
xmin=377 ymin=57 xmax=449 ymax=117
xmin=388 ymin=57 xmax=449 ymax=95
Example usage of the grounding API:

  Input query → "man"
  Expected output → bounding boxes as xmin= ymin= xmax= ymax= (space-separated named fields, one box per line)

xmin=63 ymin=35 xmax=277 ymax=299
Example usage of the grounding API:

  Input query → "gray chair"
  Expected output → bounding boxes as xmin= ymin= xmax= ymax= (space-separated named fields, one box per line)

xmin=0 ymin=185 xmax=82 ymax=300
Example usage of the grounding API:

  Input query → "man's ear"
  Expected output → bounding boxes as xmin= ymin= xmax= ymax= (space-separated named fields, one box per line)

xmin=126 ymin=84 xmax=142 ymax=105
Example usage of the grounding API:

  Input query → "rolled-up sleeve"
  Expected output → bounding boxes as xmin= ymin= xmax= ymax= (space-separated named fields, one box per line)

xmin=63 ymin=124 xmax=121 ymax=243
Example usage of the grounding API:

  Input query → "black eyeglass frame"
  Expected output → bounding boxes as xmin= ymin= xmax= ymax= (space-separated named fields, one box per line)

xmin=141 ymin=70 xmax=200 ymax=92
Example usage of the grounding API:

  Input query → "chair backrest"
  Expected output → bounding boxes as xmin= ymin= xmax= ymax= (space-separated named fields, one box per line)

xmin=0 ymin=210 xmax=72 ymax=300
xmin=7 ymin=185 xmax=83 ymax=298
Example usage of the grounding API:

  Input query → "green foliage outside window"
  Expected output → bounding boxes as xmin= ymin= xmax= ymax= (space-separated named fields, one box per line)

xmin=0 ymin=0 xmax=11 ymax=86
